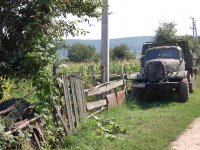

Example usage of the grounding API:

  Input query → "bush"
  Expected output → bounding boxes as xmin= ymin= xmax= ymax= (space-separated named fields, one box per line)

xmin=68 ymin=43 xmax=98 ymax=62
xmin=111 ymin=44 xmax=135 ymax=60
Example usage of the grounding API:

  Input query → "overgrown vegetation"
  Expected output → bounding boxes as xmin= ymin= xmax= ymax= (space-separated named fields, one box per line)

xmin=181 ymin=35 xmax=200 ymax=63
xmin=63 ymin=76 xmax=200 ymax=150
xmin=0 ymin=59 xmax=139 ymax=149
xmin=0 ymin=0 xmax=102 ymax=149
xmin=0 ymin=77 xmax=12 ymax=101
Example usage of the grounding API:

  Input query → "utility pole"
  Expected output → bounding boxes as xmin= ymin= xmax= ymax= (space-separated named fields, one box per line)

xmin=101 ymin=0 xmax=109 ymax=83
xmin=190 ymin=17 xmax=198 ymax=39
xmin=194 ymin=21 xmax=198 ymax=38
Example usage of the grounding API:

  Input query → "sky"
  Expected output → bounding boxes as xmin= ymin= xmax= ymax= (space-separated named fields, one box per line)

xmin=69 ymin=0 xmax=200 ymax=39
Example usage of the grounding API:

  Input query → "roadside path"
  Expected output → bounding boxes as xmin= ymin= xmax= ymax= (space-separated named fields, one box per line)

xmin=171 ymin=118 xmax=200 ymax=150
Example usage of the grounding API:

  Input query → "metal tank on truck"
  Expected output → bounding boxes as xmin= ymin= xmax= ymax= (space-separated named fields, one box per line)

xmin=131 ymin=40 xmax=198 ymax=102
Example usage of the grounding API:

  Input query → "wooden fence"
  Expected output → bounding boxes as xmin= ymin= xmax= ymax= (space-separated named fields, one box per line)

xmin=0 ymin=65 xmax=130 ymax=149
xmin=85 ymin=79 xmax=125 ymax=117
xmin=53 ymin=74 xmax=87 ymax=134
xmin=56 ymin=70 xmax=127 ymax=135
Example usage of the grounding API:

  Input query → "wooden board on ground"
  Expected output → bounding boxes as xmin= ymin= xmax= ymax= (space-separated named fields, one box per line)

xmin=107 ymin=90 xmax=125 ymax=109
xmin=117 ymin=90 xmax=126 ymax=105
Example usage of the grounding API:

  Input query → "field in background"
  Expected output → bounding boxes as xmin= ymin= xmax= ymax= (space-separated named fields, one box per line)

xmin=7 ymin=60 xmax=139 ymax=100
xmin=59 ymin=60 xmax=140 ymax=88
xmin=63 ymin=76 xmax=200 ymax=150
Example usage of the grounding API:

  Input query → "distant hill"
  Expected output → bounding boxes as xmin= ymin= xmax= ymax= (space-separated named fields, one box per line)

xmin=59 ymin=36 xmax=154 ymax=57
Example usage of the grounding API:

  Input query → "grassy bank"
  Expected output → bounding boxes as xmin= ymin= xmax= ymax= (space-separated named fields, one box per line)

xmin=63 ymin=76 xmax=200 ymax=150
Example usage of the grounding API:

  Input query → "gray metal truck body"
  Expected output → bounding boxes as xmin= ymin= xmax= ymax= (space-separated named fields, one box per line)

xmin=132 ymin=41 xmax=198 ymax=102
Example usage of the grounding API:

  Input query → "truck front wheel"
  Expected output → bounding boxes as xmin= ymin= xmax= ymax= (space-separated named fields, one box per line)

xmin=178 ymin=78 xmax=189 ymax=102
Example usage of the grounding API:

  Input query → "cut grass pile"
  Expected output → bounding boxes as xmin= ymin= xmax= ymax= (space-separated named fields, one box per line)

xmin=63 ymin=76 xmax=200 ymax=150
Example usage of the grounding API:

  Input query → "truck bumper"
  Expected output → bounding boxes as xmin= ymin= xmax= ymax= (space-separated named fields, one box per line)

xmin=133 ymin=82 xmax=179 ymax=89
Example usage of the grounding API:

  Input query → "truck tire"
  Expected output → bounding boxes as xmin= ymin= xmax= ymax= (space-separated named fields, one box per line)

xmin=189 ymin=76 xmax=196 ymax=93
xmin=133 ymin=88 xmax=143 ymax=100
xmin=178 ymin=78 xmax=189 ymax=102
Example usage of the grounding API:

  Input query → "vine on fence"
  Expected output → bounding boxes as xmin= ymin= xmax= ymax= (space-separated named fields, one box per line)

xmin=33 ymin=65 xmax=65 ymax=148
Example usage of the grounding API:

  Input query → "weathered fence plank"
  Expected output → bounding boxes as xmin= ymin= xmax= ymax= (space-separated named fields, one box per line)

xmin=74 ymin=76 xmax=84 ymax=120
xmin=62 ymin=74 xmax=75 ymax=132
xmin=107 ymin=90 xmax=125 ymax=109
xmin=85 ymin=80 xmax=124 ymax=96
xmin=107 ymin=93 xmax=118 ymax=109
xmin=70 ymin=75 xmax=86 ymax=120
xmin=116 ymin=90 xmax=125 ymax=105
xmin=86 ymin=99 xmax=107 ymax=111
xmin=80 ymin=77 xmax=87 ymax=115
xmin=53 ymin=101 xmax=70 ymax=134
xmin=70 ymin=76 xmax=79 ymax=126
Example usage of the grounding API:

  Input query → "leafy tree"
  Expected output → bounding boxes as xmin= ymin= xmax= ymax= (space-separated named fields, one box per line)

xmin=111 ymin=44 xmax=135 ymax=60
xmin=0 ymin=1 xmax=102 ymax=147
xmin=154 ymin=22 xmax=177 ymax=42
xmin=68 ymin=42 xmax=98 ymax=62
xmin=0 ymin=0 xmax=101 ymax=76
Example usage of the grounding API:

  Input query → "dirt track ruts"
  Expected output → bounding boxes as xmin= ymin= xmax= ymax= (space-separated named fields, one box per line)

xmin=171 ymin=118 xmax=200 ymax=150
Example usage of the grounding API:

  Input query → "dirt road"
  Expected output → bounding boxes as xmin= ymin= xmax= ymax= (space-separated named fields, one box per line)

xmin=171 ymin=118 xmax=200 ymax=150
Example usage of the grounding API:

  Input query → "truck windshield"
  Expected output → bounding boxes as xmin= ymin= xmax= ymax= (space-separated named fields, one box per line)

xmin=145 ymin=48 xmax=180 ymax=61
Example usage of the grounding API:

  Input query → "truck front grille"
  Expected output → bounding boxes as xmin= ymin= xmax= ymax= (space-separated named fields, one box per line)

xmin=145 ymin=62 xmax=165 ymax=82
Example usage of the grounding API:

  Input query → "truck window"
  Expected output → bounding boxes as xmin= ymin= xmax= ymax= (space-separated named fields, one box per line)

xmin=145 ymin=48 xmax=180 ymax=61
xmin=145 ymin=49 xmax=161 ymax=61
xmin=161 ymin=48 xmax=179 ymax=59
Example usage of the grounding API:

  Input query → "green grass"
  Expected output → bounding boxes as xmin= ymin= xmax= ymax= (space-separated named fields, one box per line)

xmin=63 ymin=76 xmax=200 ymax=150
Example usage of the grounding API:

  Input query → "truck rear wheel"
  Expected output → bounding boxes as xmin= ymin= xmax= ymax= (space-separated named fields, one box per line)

xmin=178 ymin=78 xmax=189 ymax=102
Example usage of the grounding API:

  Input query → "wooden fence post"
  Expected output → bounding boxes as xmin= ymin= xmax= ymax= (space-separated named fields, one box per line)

xmin=120 ymin=65 xmax=127 ymax=95
xmin=90 ymin=65 xmax=97 ymax=86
